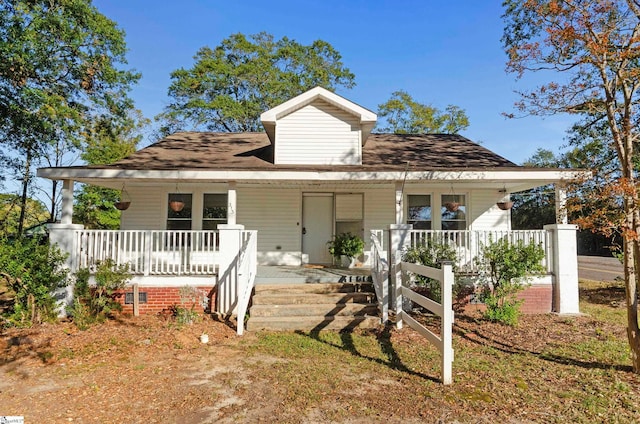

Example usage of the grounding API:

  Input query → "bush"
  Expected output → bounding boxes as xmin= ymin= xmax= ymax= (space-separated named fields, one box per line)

xmin=170 ymin=286 xmax=207 ymax=326
xmin=327 ymin=232 xmax=365 ymax=259
xmin=476 ymin=238 xmax=545 ymax=325
xmin=0 ymin=237 xmax=69 ymax=327
xmin=68 ymin=259 xmax=132 ymax=329
xmin=402 ymin=239 xmax=458 ymax=303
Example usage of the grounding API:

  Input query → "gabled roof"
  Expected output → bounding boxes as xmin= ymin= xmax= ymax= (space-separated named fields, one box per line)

xmin=260 ymin=87 xmax=377 ymax=144
xmin=97 ymin=131 xmax=518 ymax=171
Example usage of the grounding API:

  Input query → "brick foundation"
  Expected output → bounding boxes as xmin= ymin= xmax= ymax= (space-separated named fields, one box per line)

xmin=115 ymin=286 xmax=215 ymax=315
xmin=461 ymin=284 xmax=553 ymax=315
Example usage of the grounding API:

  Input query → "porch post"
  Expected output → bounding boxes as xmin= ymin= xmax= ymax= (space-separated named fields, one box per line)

xmin=544 ymin=223 xmax=580 ymax=314
xmin=395 ymin=181 xmax=404 ymax=225
xmin=48 ymin=178 xmax=84 ymax=316
xmin=216 ymin=224 xmax=244 ymax=316
xmin=227 ymin=181 xmax=237 ymax=226
xmin=61 ymin=179 xmax=74 ymax=224
xmin=555 ymin=184 xmax=568 ymax=225
xmin=389 ymin=223 xmax=413 ymax=328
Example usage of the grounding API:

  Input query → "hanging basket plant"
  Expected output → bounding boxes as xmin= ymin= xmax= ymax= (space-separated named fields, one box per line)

xmin=445 ymin=202 xmax=460 ymax=212
xmin=114 ymin=184 xmax=131 ymax=210
xmin=169 ymin=200 xmax=185 ymax=212
xmin=496 ymin=201 xmax=513 ymax=211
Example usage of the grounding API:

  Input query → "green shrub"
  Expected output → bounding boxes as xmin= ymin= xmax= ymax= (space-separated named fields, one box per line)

xmin=170 ymin=286 xmax=205 ymax=326
xmin=402 ymin=239 xmax=458 ymax=303
xmin=327 ymin=233 xmax=365 ymax=259
xmin=68 ymin=259 xmax=132 ymax=329
xmin=476 ymin=238 xmax=545 ymax=325
xmin=0 ymin=237 xmax=69 ymax=327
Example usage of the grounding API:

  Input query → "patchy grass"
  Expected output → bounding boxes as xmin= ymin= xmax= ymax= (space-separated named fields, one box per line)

xmin=1 ymin=280 xmax=639 ymax=422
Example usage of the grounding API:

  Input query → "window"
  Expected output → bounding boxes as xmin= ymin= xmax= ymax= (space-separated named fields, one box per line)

xmin=167 ymin=193 xmax=192 ymax=230
xmin=335 ymin=194 xmax=363 ymax=239
xmin=407 ymin=195 xmax=432 ymax=229
xmin=202 ymin=194 xmax=228 ymax=230
xmin=441 ymin=194 xmax=466 ymax=230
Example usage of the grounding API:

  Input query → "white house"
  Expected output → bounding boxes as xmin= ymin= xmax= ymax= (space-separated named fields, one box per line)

xmin=37 ymin=87 xmax=586 ymax=328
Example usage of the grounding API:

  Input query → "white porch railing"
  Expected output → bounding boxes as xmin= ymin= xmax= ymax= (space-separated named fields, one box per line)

xmin=397 ymin=261 xmax=455 ymax=385
xmin=236 ymin=230 xmax=258 ymax=335
xmin=74 ymin=230 xmax=221 ymax=275
xmin=408 ymin=230 xmax=551 ymax=274
xmin=370 ymin=231 xmax=389 ymax=324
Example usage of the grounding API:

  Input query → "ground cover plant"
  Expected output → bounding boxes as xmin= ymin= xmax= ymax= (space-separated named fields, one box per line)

xmin=1 ymin=280 xmax=638 ymax=422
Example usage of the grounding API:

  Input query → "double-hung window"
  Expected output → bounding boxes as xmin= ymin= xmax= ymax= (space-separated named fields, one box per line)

xmin=407 ymin=195 xmax=432 ymax=229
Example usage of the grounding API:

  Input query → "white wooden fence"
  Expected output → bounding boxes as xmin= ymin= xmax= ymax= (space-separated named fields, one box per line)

xmin=408 ymin=230 xmax=551 ymax=273
xmin=74 ymin=230 xmax=221 ymax=275
xmin=370 ymin=231 xmax=389 ymax=323
xmin=236 ymin=231 xmax=258 ymax=335
xmin=397 ymin=261 xmax=455 ymax=385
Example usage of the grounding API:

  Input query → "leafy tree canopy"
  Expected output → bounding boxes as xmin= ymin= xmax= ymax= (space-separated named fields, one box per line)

xmin=376 ymin=90 xmax=469 ymax=134
xmin=502 ymin=0 xmax=640 ymax=372
xmin=157 ymin=32 xmax=356 ymax=134
xmin=74 ymin=111 xmax=148 ymax=230
xmin=0 ymin=0 xmax=140 ymax=234
xmin=0 ymin=193 xmax=48 ymax=238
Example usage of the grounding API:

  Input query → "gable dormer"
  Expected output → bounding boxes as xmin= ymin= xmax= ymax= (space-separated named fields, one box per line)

xmin=260 ymin=87 xmax=377 ymax=165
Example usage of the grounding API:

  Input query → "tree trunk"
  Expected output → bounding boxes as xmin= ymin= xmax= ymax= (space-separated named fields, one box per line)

xmin=17 ymin=149 xmax=32 ymax=236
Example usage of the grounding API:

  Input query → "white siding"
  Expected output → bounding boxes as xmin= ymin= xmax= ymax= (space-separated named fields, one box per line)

xmin=336 ymin=193 xmax=363 ymax=220
xmin=275 ymin=99 xmax=361 ymax=165
xmin=120 ymin=186 xmax=164 ymax=230
xmin=468 ymin=189 xmax=511 ymax=231
xmin=237 ymin=186 xmax=302 ymax=265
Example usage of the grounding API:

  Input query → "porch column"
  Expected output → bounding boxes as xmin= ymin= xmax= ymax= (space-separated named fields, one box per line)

xmin=48 ymin=221 xmax=85 ymax=316
xmin=395 ymin=181 xmax=404 ymax=225
xmin=544 ymin=223 xmax=580 ymax=314
xmin=61 ymin=179 xmax=74 ymax=224
xmin=216 ymin=223 xmax=244 ymax=316
xmin=389 ymin=223 xmax=413 ymax=328
xmin=555 ymin=184 xmax=568 ymax=225
xmin=227 ymin=181 xmax=237 ymax=226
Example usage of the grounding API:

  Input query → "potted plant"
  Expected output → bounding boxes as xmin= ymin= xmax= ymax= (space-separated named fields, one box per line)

xmin=327 ymin=232 xmax=365 ymax=268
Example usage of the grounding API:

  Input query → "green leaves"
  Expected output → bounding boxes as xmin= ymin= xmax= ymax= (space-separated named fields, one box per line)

xmin=158 ymin=32 xmax=356 ymax=133
xmin=376 ymin=90 xmax=469 ymax=134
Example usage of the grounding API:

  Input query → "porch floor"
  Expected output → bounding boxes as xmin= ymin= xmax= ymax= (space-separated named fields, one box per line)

xmin=256 ymin=265 xmax=371 ymax=284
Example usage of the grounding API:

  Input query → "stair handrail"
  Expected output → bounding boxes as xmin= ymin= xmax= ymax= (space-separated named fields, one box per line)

xmin=370 ymin=230 xmax=389 ymax=323
xmin=236 ymin=230 xmax=257 ymax=335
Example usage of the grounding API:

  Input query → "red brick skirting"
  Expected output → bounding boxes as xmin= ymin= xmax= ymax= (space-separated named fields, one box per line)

xmin=461 ymin=284 xmax=553 ymax=315
xmin=115 ymin=286 xmax=215 ymax=315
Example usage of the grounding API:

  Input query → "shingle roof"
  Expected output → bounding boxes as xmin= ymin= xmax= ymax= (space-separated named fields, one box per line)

xmin=99 ymin=131 xmax=518 ymax=171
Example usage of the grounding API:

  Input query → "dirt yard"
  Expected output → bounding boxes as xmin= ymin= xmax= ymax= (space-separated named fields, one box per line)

xmin=1 ymin=283 xmax=639 ymax=423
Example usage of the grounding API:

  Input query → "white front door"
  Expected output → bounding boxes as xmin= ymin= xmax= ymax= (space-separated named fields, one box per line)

xmin=302 ymin=194 xmax=334 ymax=264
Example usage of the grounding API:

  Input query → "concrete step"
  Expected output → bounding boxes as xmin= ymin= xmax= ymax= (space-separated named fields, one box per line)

xmin=250 ymin=303 xmax=378 ymax=318
xmin=247 ymin=315 xmax=381 ymax=332
xmin=251 ymin=292 xmax=375 ymax=305
xmin=254 ymin=282 xmax=374 ymax=295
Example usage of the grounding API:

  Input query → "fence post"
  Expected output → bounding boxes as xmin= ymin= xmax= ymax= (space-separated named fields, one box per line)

xmin=389 ymin=224 xmax=413 ymax=329
xmin=441 ymin=261 xmax=454 ymax=385
xmin=544 ymin=224 xmax=580 ymax=314
xmin=217 ymin=224 xmax=245 ymax=316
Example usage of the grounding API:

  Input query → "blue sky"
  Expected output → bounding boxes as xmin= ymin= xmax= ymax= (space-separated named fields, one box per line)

xmin=93 ymin=0 xmax=573 ymax=164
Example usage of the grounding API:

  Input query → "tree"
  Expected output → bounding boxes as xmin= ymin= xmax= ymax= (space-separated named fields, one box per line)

xmin=0 ymin=193 xmax=48 ymax=238
xmin=0 ymin=0 xmax=140 ymax=235
xmin=503 ymin=0 xmax=640 ymax=371
xmin=157 ymin=32 xmax=356 ymax=134
xmin=376 ymin=90 xmax=470 ymax=134
xmin=511 ymin=149 xmax=559 ymax=230
xmin=74 ymin=111 xmax=148 ymax=229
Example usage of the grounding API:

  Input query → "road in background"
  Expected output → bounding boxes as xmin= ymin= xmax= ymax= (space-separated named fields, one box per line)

xmin=578 ymin=255 xmax=623 ymax=282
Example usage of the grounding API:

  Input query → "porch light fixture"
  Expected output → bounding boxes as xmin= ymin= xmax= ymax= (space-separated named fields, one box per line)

xmin=114 ymin=183 xmax=131 ymax=211
xmin=496 ymin=187 xmax=513 ymax=211
xmin=169 ymin=181 xmax=185 ymax=212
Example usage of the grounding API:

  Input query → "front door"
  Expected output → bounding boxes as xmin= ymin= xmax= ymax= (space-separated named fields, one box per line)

xmin=302 ymin=194 xmax=334 ymax=264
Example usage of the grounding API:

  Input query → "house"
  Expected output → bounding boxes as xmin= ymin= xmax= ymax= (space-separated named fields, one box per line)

xmin=37 ymin=87 xmax=586 ymax=329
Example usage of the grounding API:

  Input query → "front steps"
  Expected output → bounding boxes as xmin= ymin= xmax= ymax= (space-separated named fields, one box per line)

xmin=247 ymin=282 xmax=380 ymax=332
